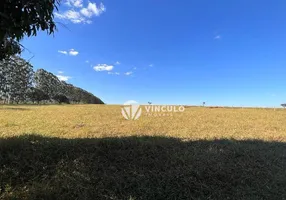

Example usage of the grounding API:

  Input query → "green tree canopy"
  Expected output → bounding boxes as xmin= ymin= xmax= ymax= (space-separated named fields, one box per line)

xmin=27 ymin=87 xmax=50 ymax=104
xmin=0 ymin=0 xmax=59 ymax=60
xmin=0 ymin=56 xmax=33 ymax=103
xmin=53 ymin=94 xmax=70 ymax=104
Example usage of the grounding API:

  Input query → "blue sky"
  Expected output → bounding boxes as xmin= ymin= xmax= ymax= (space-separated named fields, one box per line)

xmin=22 ymin=0 xmax=286 ymax=107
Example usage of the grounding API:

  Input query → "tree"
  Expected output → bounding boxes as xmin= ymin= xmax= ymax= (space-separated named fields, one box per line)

xmin=281 ymin=104 xmax=286 ymax=108
xmin=34 ymin=69 xmax=104 ymax=104
xmin=60 ymin=81 xmax=104 ymax=104
xmin=27 ymin=87 xmax=50 ymax=104
xmin=0 ymin=58 xmax=104 ymax=105
xmin=34 ymin=69 xmax=63 ymax=97
xmin=53 ymin=94 xmax=70 ymax=104
xmin=0 ymin=0 xmax=59 ymax=60
xmin=0 ymin=56 xmax=33 ymax=103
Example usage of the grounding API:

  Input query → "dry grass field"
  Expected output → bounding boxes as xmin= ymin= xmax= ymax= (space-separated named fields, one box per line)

xmin=1 ymin=105 xmax=286 ymax=199
xmin=1 ymin=105 xmax=286 ymax=140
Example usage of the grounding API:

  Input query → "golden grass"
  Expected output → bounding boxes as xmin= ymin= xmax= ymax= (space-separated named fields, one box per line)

xmin=1 ymin=105 xmax=286 ymax=141
xmin=1 ymin=105 xmax=286 ymax=199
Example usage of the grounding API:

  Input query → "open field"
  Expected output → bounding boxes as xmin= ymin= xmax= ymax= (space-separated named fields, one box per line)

xmin=1 ymin=105 xmax=286 ymax=199
xmin=1 ymin=105 xmax=286 ymax=140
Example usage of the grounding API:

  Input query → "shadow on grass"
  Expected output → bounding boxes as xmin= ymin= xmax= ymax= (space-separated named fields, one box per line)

xmin=0 ymin=135 xmax=286 ymax=200
xmin=0 ymin=107 xmax=31 ymax=111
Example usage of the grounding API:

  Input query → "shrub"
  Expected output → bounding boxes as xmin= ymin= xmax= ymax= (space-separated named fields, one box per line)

xmin=53 ymin=94 xmax=70 ymax=104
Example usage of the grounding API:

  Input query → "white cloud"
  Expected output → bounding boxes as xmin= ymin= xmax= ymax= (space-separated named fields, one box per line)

xmin=94 ymin=64 xmax=114 ymax=71
xmin=80 ymin=2 xmax=106 ymax=17
xmin=65 ymin=0 xmax=83 ymax=8
xmin=58 ymin=50 xmax=68 ymax=55
xmin=125 ymin=71 xmax=133 ymax=76
xmin=133 ymin=67 xmax=137 ymax=70
xmin=115 ymin=61 xmax=120 ymax=65
xmin=69 ymin=49 xmax=79 ymax=56
xmin=80 ymin=8 xmax=91 ymax=18
xmin=214 ymin=35 xmax=221 ymax=40
xmin=54 ymin=10 xmax=86 ymax=24
xmin=58 ymin=49 xmax=79 ymax=56
xmin=57 ymin=75 xmax=71 ymax=81
xmin=85 ymin=60 xmax=89 ymax=63
xmin=58 ymin=71 xmax=64 ymax=74
xmin=55 ymin=2 xmax=105 ymax=24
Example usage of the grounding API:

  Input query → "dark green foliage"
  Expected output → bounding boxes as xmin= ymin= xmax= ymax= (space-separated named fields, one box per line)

xmin=53 ymin=94 xmax=70 ymax=104
xmin=0 ymin=135 xmax=286 ymax=199
xmin=0 ymin=56 xmax=34 ymax=103
xmin=0 ymin=0 xmax=59 ymax=60
xmin=35 ymin=69 xmax=104 ymax=104
xmin=281 ymin=104 xmax=286 ymax=108
xmin=0 ymin=39 xmax=21 ymax=59
xmin=34 ymin=69 xmax=63 ymax=98
xmin=61 ymin=81 xmax=104 ymax=104
xmin=0 ymin=58 xmax=104 ymax=104
xmin=27 ymin=87 xmax=50 ymax=103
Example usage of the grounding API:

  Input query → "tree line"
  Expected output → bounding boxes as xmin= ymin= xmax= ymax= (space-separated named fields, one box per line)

xmin=0 ymin=56 xmax=104 ymax=104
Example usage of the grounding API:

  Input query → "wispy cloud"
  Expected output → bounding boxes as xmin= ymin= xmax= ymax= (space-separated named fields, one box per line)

xmin=54 ymin=10 xmax=87 ymax=24
xmin=108 ymin=72 xmax=120 ymax=75
xmin=58 ymin=50 xmax=68 ymax=55
xmin=57 ymin=75 xmax=71 ymax=81
xmin=65 ymin=0 xmax=83 ymax=8
xmin=143 ymin=64 xmax=154 ymax=70
xmin=115 ymin=61 xmax=120 ymax=65
xmin=58 ymin=49 xmax=79 ymax=56
xmin=58 ymin=71 xmax=64 ymax=74
xmin=124 ymin=71 xmax=133 ymax=76
xmin=55 ymin=1 xmax=105 ymax=24
xmin=80 ymin=2 xmax=105 ymax=17
xmin=214 ymin=35 xmax=221 ymax=40
xmin=94 ymin=64 xmax=114 ymax=71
